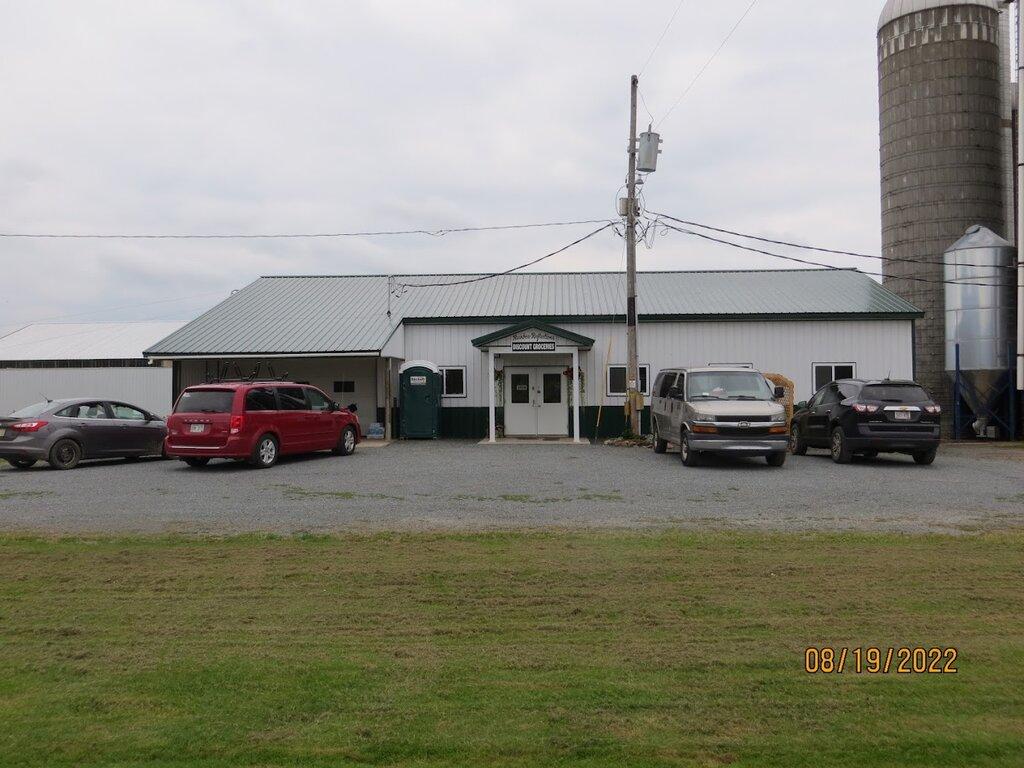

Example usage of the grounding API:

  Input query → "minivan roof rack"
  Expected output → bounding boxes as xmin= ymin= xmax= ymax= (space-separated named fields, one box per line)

xmin=203 ymin=361 xmax=291 ymax=384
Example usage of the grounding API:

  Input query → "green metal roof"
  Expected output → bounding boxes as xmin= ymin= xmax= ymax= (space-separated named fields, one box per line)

xmin=146 ymin=270 xmax=922 ymax=356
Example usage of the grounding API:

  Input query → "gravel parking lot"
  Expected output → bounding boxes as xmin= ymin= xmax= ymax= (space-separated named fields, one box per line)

xmin=0 ymin=441 xmax=1021 ymax=535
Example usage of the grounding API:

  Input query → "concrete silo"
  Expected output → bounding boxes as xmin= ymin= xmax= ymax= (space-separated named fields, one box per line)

xmin=877 ymin=0 xmax=1013 ymax=417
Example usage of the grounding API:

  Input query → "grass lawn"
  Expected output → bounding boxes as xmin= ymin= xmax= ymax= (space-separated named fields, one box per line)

xmin=0 ymin=532 xmax=1021 ymax=767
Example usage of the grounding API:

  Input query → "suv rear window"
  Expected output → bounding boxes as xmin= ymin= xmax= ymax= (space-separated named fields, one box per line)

xmin=174 ymin=389 xmax=235 ymax=414
xmin=861 ymin=385 xmax=930 ymax=404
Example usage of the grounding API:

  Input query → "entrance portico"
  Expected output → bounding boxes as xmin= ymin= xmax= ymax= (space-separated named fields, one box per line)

xmin=472 ymin=322 xmax=594 ymax=444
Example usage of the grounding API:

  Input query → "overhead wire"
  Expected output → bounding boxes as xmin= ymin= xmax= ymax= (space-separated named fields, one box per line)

xmin=0 ymin=218 xmax=616 ymax=240
xmin=656 ymin=221 xmax=1016 ymax=289
xmin=639 ymin=0 xmax=687 ymax=76
xmin=395 ymin=223 xmax=616 ymax=289
xmin=650 ymin=210 xmax=1022 ymax=271
xmin=656 ymin=0 xmax=759 ymax=129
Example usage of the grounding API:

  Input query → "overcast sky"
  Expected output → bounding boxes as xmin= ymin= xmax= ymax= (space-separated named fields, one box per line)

xmin=0 ymin=1 xmax=885 ymax=326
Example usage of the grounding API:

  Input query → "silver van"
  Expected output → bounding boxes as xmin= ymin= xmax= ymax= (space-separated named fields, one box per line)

xmin=651 ymin=366 xmax=789 ymax=467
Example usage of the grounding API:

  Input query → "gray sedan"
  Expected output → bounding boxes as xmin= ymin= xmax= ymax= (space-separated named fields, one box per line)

xmin=0 ymin=399 xmax=167 ymax=470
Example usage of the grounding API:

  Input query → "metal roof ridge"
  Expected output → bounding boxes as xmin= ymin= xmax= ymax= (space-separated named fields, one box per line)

xmin=258 ymin=268 xmax=863 ymax=279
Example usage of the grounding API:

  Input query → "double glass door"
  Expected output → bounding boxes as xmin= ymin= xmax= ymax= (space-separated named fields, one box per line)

xmin=504 ymin=366 xmax=567 ymax=437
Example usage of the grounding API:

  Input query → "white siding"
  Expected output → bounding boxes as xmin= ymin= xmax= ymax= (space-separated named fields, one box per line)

xmin=404 ymin=320 xmax=915 ymax=407
xmin=0 ymin=367 xmax=174 ymax=416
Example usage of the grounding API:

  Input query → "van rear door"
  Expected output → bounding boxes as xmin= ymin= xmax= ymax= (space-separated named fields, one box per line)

xmin=170 ymin=388 xmax=236 ymax=447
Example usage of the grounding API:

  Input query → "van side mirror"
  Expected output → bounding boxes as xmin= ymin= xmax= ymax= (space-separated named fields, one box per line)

xmin=773 ymin=386 xmax=785 ymax=399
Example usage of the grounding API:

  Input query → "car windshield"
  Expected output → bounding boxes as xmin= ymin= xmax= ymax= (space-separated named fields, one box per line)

xmin=174 ymin=389 xmax=235 ymax=414
xmin=688 ymin=372 xmax=773 ymax=401
xmin=861 ymin=384 xmax=930 ymax=404
xmin=8 ymin=402 xmax=52 ymax=418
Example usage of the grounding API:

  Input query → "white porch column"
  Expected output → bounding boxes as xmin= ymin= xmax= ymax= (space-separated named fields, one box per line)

xmin=572 ymin=347 xmax=581 ymax=443
xmin=488 ymin=348 xmax=497 ymax=443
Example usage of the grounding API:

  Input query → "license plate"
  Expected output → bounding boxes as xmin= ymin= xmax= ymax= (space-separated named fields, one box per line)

xmin=894 ymin=411 xmax=912 ymax=421
xmin=189 ymin=424 xmax=206 ymax=433
xmin=0 ymin=428 xmax=5 ymax=437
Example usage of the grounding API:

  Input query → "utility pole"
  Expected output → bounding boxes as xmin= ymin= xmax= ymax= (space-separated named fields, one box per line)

xmin=625 ymin=74 xmax=641 ymax=436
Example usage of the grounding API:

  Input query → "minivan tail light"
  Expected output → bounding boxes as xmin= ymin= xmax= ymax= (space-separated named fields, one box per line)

xmin=11 ymin=421 xmax=48 ymax=432
xmin=230 ymin=415 xmax=244 ymax=435
xmin=853 ymin=403 xmax=879 ymax=413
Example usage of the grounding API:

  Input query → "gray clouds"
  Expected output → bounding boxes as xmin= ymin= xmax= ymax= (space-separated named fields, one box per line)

xmin=0 ymin=1 xmax=884 ymax=324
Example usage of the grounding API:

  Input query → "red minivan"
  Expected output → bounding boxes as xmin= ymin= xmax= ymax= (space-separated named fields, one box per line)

xmin=166 ymin=382 xmax=361 ymax=468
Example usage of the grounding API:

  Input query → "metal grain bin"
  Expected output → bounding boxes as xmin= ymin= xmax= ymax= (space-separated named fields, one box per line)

xmin=399 ymin=361 xmax=442 ymax=439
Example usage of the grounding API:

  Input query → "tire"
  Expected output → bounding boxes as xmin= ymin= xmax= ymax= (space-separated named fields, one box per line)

xmin=913 ymin=449 xmax=937 ymax=466
xmin=790 ymin=425 xmax=807 ymax=456
xmin=829 ymin=426 xmax=852 ymax=464
xmin=183 ymin=457 xmax=210 ymax=468
xmin=8 ymin=458 xmax=37 ymax=470
xmin=48 ymin=439 xmax=82 ymax=470
xmin=652 ymin=421 xmax=667 ymax=454
xmin=250 ymin=434 xmax=279 ymax=468
xmin=679 ymin=431 xmax=701 ymax=467
xmin=332 ymin=426 xmax=357 ymax=457
xmin=766 ymin=452 xmax=787 ymax=467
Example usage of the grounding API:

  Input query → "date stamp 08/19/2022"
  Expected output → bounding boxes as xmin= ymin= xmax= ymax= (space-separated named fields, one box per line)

xmin=804 ymin=647 xmax=959 ymax=675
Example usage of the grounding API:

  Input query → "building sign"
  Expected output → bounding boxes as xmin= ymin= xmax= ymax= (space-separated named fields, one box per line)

xmin=512 ymin=341 xmax=556 ymax=352
xmin=507 ymin=330 xmax=558 ymax=352
xmin=410 ymin=376 xmax=427 ymax=385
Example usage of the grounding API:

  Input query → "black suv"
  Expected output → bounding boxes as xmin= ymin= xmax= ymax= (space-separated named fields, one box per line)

xmin=790 ymin=379 xmax=941 ymax=465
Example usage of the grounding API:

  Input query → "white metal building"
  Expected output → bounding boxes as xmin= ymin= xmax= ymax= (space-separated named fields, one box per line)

xmin=145 ymin=270 xmax=921 ymax=441
xmin=0 ymin=322 xmax=183 ymax=416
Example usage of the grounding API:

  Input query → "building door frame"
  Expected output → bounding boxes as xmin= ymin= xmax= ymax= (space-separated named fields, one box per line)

xmin=503 ymin=365 xmax=569 ymax=437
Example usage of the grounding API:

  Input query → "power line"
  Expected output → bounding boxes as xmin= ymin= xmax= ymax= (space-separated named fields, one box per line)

xmin=395 ymin=223 xmax=616 ymax=289
xmin=650 ymin=211 xmax=1022 ymax=271
xmin=639 ymin=0 xmax=687 ymax=76
xmin=0 ymin=218 xmax=616 ymax=240
xmin=656 ymin=0 xmax=759 ymax=129
xmin=657 ymin=222 xmax=1016 ymax=289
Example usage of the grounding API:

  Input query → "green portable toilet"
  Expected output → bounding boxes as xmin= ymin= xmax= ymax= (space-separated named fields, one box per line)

xmin=399 ymin=361 xmax=442 ymax=439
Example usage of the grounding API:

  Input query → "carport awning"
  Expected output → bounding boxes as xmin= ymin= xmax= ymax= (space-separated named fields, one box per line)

xmin=471 ymin=321 xmax=594 ymax=350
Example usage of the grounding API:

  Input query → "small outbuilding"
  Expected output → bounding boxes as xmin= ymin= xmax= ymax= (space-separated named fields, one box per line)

xmin=144 ymin=270 xmax=922 ymax=441
xmin=0 ymin=322 xmax=183 ymax=416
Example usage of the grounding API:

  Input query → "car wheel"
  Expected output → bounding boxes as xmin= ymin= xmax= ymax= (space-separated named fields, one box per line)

xmin=183 ymin=457 xmax=210 ymax=468
xmin=8 ymin=458 xmax=37 ymax=470
xmin=679 ymin=431 xmax=701 ymax=467
xmin=913 ymin=449 xmax=937 ymax=466
xmin=332 ymin=426 xmax=357 ymax=457
xmin=830 ymin=427 xmax=851 ymax=464
xmin=790 ymin=425 xmax=807 ymax=456
xmin=766 ymin=452 xmax=787 ymax=467
xmin=49 ymin=439 xmax=82 ymax=470
xmin=652 ymin=421 xmax=667 ymax=454
xmin=250 ymin=434 xmax=279 ymax=468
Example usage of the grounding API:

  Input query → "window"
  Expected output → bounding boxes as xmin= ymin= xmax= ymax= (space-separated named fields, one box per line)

xmin=656 ymin=372 xmax=678 ymax=398
xmin=276 ymin=387 xmax=308 ymax=411
xmin=441 ymin=367 xmax=466 ymax=398
xmin=510 ymin=373 xmax=531 ymax=404
xmin=245 ymin=387 xmax=277 ymax=411
xmin=110 ymin=404 xmax=146 ymax=421
xmin=542 ymin=372 xmax=562 ymax=404
xmin=57 ymin=403 xmax=109 ymax=419
xmin=861 ymin=384 xmax=931 ymax=404
xmin=305 ymin=388 xmax=332 ymax=412
xmin=333 ymin=381 xmax=356 ymax=394
xmin=813 ymin=363 xmax=856 ymax=393
xmin=174 ymin=389 xmax=234 ymax=414
xmin=12 ymin=402 xmax=54 ymax=418
xmin=819 ymin=386 xmax=841 ymax=406
xmin=687 ymin=370 xmax=774 ymax=401
xmin=607 ymin=365 xmax=650 ymax=396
